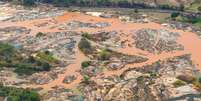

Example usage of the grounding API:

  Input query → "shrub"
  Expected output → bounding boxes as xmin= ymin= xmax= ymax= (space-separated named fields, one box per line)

xmin=44 ymin=50 xmax=50 ymax=55
xmin=81 ymin=32 xmax=91 ymax=39
xmin=23 ymin=0 xmax=35 ymax=6
xmin=27 ymin=56 xmax=36 ymax=63
xmin=83 ymin=75 xmax=90 ymax=83
xmin=193 ymin=81 xmax=201 ymax=90
xmin=0 ymin=42 xmax=14 ymax=58
xmin=160 ymin=4 xmax=172 ymax=9
xmin=99 ymin=49 xmax=111 ymax=60
xmin=198 ymin=76 xmax=201 ymax=83
xmin=171 ymin=12 xmax=180 ymax=18
xmin=198 ymin=6 xmax=201 ymax=12
xmin=41 ymin=62 xmax=51 ymax=71
xmin=149 ymin=72 xmax=157 ymax=77
xmin=134 ymin=9 xmax=139 ymax=13
xmin=36 ymin=32 xmax=45 ymax=37
xmin=36 ymin=51 xmax=57 ymax=64
xmin=53 ymin=0 xmax=75 ymax=6
xmin=14 ymin=63 xmax=37 ymax=75
xmin=179 ymin=4 xmax=184 ymax=11
xmin=177 ymin=75 xmax=196 ymax=83
xmin=81 ymin=61 xmax=91 ymax=69
xmin=173 ymin=80 xmax=186 ymax=87
xmin=78 ymin=38 xmax=92 ymax=54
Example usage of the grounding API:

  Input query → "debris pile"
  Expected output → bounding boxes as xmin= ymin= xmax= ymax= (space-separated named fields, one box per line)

xmin=0 ymin=26 xmax=30 ymax=41
xmin=57 ymin=21 xmax=110 ymax=30
xmin=43 ymin=87 xmax=75 ymax=101
xmin=63 ymin=75 xmax=76 ymax=84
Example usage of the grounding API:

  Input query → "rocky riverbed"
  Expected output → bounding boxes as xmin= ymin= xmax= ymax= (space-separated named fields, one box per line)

xmin=0 ymin=1 xmax=201 ymax=101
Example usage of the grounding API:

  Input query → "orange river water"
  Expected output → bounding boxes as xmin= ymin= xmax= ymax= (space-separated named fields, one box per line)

xmin=0 ymin=12 xmax=201 ymax=91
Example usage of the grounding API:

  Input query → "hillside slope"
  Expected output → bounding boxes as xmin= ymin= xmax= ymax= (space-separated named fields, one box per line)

xmin=7 ymin=0 xmax=198 ymax=8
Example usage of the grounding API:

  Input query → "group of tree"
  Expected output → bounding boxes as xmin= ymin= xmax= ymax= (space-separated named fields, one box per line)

xmin=0 ymin=84 xmax=40 ymax=101
xmin=12 ymin=0 xmax=185 ymax=11
xmin=0 ymin=42 xmax=52 ymax=75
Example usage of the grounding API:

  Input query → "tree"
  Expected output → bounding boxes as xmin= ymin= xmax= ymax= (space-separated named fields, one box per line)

xmin=171 ymin=12 xmax=180 ymax=19
xmin=28 ymin=56 xmax=35 ymax=63
xmin=53 ymin=0 xmax=75 ymax=6
xmin=0 ymin=42 xmax=14 ymax=58
xmin=19 ymin=90 xmax=40 ymax=101
xmin=134 ymin=9 xmax=139 ymax=13
xmin=198 ymin=6 xmax=201 ymax=12
xmin=23 ymin=0 xmax=35 ymax=6
xmin=78 ymin=38 xmax=92 ymax=54
xmin=0 ymin=86 xmax=40 ymax=101
xmin=179 ymin=4 xmax=184 ymax=11
xmin=198 ymin=76 xmax=201 ymax=83
xmin=42 ymin=62 xmax=51 ymax=71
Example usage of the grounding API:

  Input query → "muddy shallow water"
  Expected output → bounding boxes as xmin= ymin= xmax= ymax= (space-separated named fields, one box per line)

xmin=1 ymin=10 xmax=201 ymax=91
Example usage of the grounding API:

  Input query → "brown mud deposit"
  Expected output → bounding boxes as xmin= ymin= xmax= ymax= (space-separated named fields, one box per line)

xmin=1 ymin=10 xmax=201 ymax=92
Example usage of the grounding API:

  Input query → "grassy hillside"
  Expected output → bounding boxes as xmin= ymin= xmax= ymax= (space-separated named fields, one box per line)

xmin=185 ymin=0 xmax=201 ymax=12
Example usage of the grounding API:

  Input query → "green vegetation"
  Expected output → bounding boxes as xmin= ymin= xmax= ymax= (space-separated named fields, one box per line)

xmin=134 ymin=9 xmax=139 ymax=13
xmin=23 ymin=0 xmax=35 ymax=6
xmin=173 ymin=80 xmax=186 ymax=87
xmin=199 ymin=76 xmax=201 ymax=83
xmin=83 ymin=75 xmax=90 ymax=83
xmin=198 ymin=6 xmax=201 ymax=12
xmin=78 ymin=38 xmax=92 ymax=54
xmin=177 ymin=75 xmax=196 ymax=83
xmin=98 ymin=49 xmax=111 ymax=60
xmin=0 ymin=42 xmax=14 ymax=59
xmin=13 ymin=56 xmax=52 ymax=75
xmin=171 ymin=12 xmax=180 ymax=19
xmin=36 ymin=51 xmax=58 ymax=64
xmin=185 ymin=0 xmax=201 ymax=12
xmin=176 ymin=75 xmax=201 ymax=90
xmin=11 ymin=0 xmax=186 ymax=11
xmin=52 ymin=0 xmax=76 ymax=6
xmin=173 ymin=14 xmax=201 ymax=27
xmin=81 ymin=32 xmax=91 ymax=39
xmin=0 ymin=85 xmax=40 ymax=101
xmin=149 ymin=72 xmax=157 ymax=77
xmin=193 ymin=76 xmax=201 ymax=90
xmin=0 ymin=42 xmax=53 ymax=75
xmin=36 ymin=32 xmax=45 ymax=37
xmin=167 ymin=1 xmax=201 ymax=27
xmin=81 ymin=61 xmax=91 ymax=69
xmin=192 ymin=17 xmax=201 ymax=27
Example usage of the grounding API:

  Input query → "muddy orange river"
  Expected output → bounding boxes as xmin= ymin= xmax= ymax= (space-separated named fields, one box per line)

xmin=1 ymin=12 xmax=201 ymax=91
